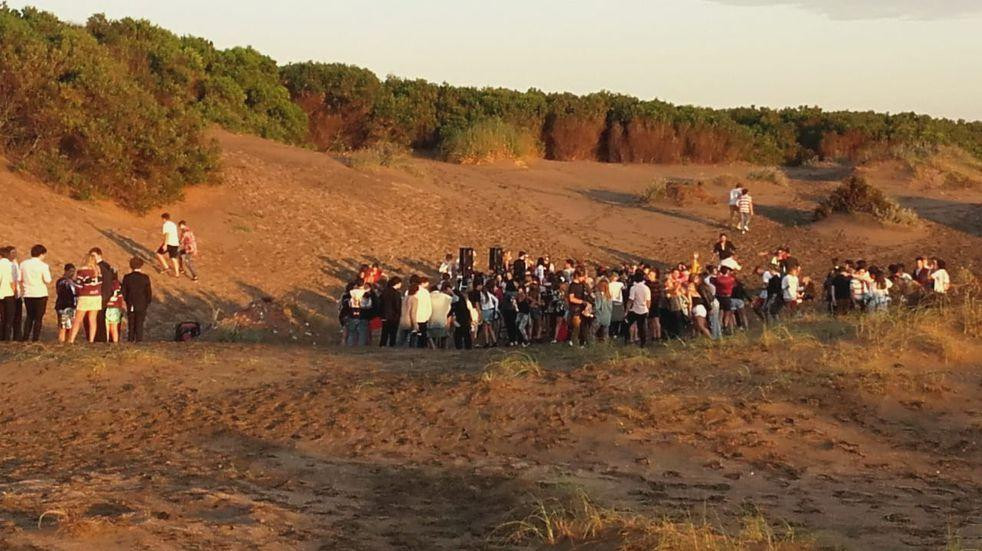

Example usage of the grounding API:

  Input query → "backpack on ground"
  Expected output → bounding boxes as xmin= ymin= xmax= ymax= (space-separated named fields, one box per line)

xmin=175 ymin=321 xmax=202 ymax=342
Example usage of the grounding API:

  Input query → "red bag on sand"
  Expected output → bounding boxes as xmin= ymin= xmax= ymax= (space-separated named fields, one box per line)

xmin=556 ymin=319 xmax=569 ymax=342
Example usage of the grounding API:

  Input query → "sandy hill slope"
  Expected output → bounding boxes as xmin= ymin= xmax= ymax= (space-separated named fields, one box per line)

xmin=1 ymin=130 xmax=979 ymax=340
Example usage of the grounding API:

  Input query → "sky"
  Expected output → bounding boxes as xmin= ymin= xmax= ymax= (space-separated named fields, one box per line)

xmin=7 ymin=0 xmax=982 ymax=121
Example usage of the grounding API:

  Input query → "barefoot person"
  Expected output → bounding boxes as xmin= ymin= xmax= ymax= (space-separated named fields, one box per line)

xmin=178 ymin=220 xmax=199 ymax=281
xmin=155 ymin=213 xmax=180 ymax=277
xmin=69 ymin=252 xmax=103 ymax=344
xmin=19 ymin=245 xmax=52 ymax=342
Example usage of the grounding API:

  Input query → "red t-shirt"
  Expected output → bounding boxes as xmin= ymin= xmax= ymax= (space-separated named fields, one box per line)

xmin=714 ymin=274 xmax=736 ymax=297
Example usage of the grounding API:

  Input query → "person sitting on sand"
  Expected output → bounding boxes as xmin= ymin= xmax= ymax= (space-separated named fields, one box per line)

xmin=155 ymin=213 xmax=181 ymax=278
xmin=929 ymin=258 xmax=950 ymax=295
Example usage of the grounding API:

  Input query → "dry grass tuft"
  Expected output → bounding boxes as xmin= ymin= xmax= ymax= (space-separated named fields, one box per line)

xmin=482 ymin=352 xmax=543 ymax=382
xmin=814 ymin=175 xmax=918 ymax=226
xmin=639 ymin=178 xmax=717 ymax=207
xmin=492 ymin=492 xmax=810 ymax=550
xmin=747 ymin=167 xmax=790 ymax=187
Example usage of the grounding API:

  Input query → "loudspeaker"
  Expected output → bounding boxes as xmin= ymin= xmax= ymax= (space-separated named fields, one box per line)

xmin=459 ymin=247 xmax=474 ymax=277
xmin=489 ymin=247 xmax=504 ymax=273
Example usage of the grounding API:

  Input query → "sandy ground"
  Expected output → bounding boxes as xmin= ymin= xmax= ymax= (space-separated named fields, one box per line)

xmin=0 ymin=336 xmax=979 ymax=550
xmin=1 ymin=129 xmax=979 ymax=342
xmin=1 ymin=132 xmax=981 ymax=549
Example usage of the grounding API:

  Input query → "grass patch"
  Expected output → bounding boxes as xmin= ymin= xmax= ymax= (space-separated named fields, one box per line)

xmin=481 ymin=351 xmax=543 ymax=382
xmin=439 ymin=118 xmax=541 ymax=164
xmin=343 ymin=142 xmax=415 ymax=172
xmin=814 ymin=175 xmax=918 ymax=226
xmin=747 ymin=167 xmax=790 ymax=187
xmin=493 ymin=491 xmax=810 ymax=550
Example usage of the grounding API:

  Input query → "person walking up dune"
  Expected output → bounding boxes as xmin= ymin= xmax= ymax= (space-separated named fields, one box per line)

xmin=155 ymin=213 xmax=180 ymax=278
xmin=737 ymin=188 xmax=754 ymax=234
xmin=178 ymin=220 xmax=199 ymax=281
xmin=19 ymin=245 xmax=52 ymax=342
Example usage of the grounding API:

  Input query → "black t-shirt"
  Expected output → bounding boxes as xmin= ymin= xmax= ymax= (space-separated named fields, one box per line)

xmin=55 ymin=277 xmax=76 ymax=310
xmin=517 ymin=298 xmax=531 ymax=314
xmin=714 ymin=241 xmax=736 ymax=260
xmin=568 ymin=282 xmax=588 ymax=313
xmin=831 ymin=274 xmax=852 ymax=300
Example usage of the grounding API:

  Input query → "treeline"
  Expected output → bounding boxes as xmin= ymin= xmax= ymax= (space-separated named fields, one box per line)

xmin=281 ymin=62 xmax=982 ymax=165
xmin=0 ymin=7 xmax=305 ymax=210
xmin=1 ymin=7 xmax=981 ymax=210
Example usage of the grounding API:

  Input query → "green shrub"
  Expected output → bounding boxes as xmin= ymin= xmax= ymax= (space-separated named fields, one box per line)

xmin=815 ymin=175 xmax=919 ymax=226
xmin=0 ymin=7 xmax=218 ymax=211
xmin=438 ymin=118 xmax=541 ymax=164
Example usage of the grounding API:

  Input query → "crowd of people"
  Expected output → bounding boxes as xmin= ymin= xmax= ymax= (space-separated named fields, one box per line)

xmin=0 ymin=213 xmax=200 ymax=344
xmin=338 ymin=235 xmax=953 ymax=350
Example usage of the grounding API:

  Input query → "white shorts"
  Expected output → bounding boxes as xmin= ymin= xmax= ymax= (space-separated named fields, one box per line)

xmin=692 ymin=304 xmax=707 ymax=318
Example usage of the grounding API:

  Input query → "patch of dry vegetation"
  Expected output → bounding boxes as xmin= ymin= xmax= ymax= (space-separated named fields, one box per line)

xmin=814 ymin=175 xmax=919 ymax=226
xmin=482 ymin=352 xmax=543 ymax=382
xmin=494 ymin=491 xmax=810 ymax=550
xmin=747 ymin=167 xmax=790 ymax=187
xmin=639 ymin=178 xmax=718 ymax=207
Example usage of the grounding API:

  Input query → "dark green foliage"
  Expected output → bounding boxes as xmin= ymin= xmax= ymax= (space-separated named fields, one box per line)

xmin=0 ymin=7 xmax=217 ymax=211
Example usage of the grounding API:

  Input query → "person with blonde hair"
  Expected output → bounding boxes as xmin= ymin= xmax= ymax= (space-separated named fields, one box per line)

xmin=69 ymin=251 xmax=103 ymax=344
xmin=593 ymin=278 xmax=613 ymax=342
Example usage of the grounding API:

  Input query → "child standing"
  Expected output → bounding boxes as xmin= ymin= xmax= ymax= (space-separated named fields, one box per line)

xmin=104 ymin=276 xmax=126 ymax=344
xmin=55 ymin=264 xmax=77 ymax=343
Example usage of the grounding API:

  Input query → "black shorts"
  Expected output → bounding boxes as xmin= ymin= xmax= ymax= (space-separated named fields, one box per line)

xmin=158 ymin=245 xmax=179 ymax=259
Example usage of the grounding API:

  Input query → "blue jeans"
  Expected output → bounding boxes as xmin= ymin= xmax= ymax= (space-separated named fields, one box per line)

xmin=346 ymin=318 xmax=368 ymax=346
xmin=709 ymin=299 xmax=721 ymax=339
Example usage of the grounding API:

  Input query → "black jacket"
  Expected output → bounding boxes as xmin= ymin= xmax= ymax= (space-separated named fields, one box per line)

xmin=98 ymin=260 xmax=116 ymax=303
xmin=121 ymin=271 xmax=153 ymax=312
xmin=379 ymin=287 xmax=402 ymax=321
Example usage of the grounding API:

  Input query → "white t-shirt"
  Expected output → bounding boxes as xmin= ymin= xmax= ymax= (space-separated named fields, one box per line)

xmin=729 ymin=187 xmax=743 ymax=206
xmin=931 ymin=269 xmax=950 ymax=294
xmin=720 ymin=257 xmax=742 ymax=272
xmin=0 ymin=258 xmax=14 ymax=299
xmin=609 ymin=280 xmax=625 ymax=304
xmin=782 ymin=274 xmax=799 ymax=302
xmin=414 ymin=288 xmax=432 ymax=323
xmin=627 ymin=282 xmax=651 ymax=315
xmin=162 ymin=220 xmax=180 ymax=247
xmin=429 ymin=290 xmax=452 ymax=328
xmin=19 ymin=257 xmax=52 ymax=298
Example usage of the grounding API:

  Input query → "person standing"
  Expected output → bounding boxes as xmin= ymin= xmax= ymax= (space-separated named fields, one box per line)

xmin=567 ymin=269 xmax=592 ymax=347
xmin=0 ymin=246 xmax=16 ymax=341
xmin=624 ymin=272 xmax=651 ymax=347
xmin=728 ymin=184 xmax=743 ymax=228
xmin=69 ymin=252 xmax=103 ymax=344
xmin=121 ymin=257 xmax=153 ymax=342
xmin=378 ymin=277 xmax=403 ymax=347
xmin=155 ymin=213 xmax=181 ymax=277
xmin=90 ymin=248 xmax=116 ymax=342
xmin=178 ymin=220 xmax=199 ymax=281
xmin=737 ymin=188 xmax=754 ymax=234
xmin=104 ymin=275 xmax=126 ymax=344
xmin=19 ymin=245 xmax=52 ymax=342
xmin=428 ymin=282 xmax=454 ymax=349
xmin=54 ymin=264 xmax=78 ymax=343
xmin=450 ymin=288 xmax=474 ymax=350
xmin=592 ymin=279 xmax=613 ymax=343
xmin=409 ymin=276 xmax=432 ymax=348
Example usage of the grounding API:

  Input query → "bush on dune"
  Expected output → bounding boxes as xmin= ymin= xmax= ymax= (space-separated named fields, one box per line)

xmin=0 ymin=7 xmax=218 ymax=211
xmin=439 ymin=118 xmax=541 ymax=164
xmin=814 ymin=175 xmax=919 ymax=225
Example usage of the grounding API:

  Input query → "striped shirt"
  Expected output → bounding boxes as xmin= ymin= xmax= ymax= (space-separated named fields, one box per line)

xmin=737 ymin=194 xmax=753 ymax=213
